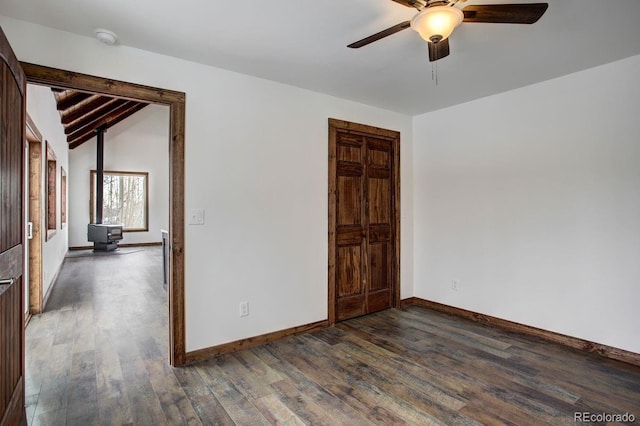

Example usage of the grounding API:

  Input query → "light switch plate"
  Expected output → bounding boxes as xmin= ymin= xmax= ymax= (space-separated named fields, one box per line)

xmin=188 ymin=208 xmax=205 ymax=225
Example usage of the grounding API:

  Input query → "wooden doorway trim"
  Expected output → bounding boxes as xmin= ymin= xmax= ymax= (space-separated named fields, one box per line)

xmin=328 ymin=118 xmax=400 ymax=325
xmin=22 ymin=63 xmax=187 ymax=366
xmin=26 ymin=114 xmax=43 ymax=315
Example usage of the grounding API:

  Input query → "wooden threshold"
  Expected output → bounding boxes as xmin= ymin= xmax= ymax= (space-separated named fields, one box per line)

xmin=185 ymin=320 xmax=329 ymax=365
xmin=403 ymin=297 xmax=640 ymax=367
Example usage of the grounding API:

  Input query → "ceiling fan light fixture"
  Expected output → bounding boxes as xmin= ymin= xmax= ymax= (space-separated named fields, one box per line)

xmin=410 ymin=5 xmax=463 ymax=43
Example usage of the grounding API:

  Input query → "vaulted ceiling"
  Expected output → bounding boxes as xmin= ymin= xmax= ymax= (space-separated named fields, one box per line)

xmin=2 ymin=0 xmax=640 ymax=114
xmin=51 ymin=89 xmax=147 ymax=149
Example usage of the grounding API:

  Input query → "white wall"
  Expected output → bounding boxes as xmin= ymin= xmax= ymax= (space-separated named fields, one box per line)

xmin=68 ymin=104 xmax=169 ymax=247
xmin=26 ymin=83 xmax=69 ymax=299
xmin=413 ymin=54 xmax=640 ymax=353
xmin=0 ymin=16 xmax=414 ymax=352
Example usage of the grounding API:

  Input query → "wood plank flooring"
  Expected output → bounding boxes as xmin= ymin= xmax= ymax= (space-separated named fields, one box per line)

xmin=26 ymin=248 xmax=640 ymax=425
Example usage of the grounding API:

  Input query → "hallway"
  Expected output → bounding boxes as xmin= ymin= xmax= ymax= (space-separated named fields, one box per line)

xmin=25 ymin=247 xmax=169 ymax=425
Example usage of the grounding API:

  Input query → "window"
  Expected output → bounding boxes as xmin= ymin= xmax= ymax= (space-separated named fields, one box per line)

xmin=46 ymin=142 xmax=57 ymax=240
xmin=90 ymin=170 xmax=149 ymax=231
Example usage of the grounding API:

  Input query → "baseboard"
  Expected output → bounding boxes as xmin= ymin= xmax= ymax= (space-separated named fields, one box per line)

xmin=404 ymin=297 xmax=640 ymax=367
xmin=69 ymin=241 xmax=162 ymax=251
xmin=185 ymin=319 xmax=329 ymax=364
xmin=42 ymin=256 xmax=65 ymax=312
xmin=400 ymin=297 xmax=419 ymax=307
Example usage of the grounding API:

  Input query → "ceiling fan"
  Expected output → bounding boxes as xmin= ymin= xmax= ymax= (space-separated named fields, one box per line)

xmin=348 ymin=0 xmax=548 ymax=62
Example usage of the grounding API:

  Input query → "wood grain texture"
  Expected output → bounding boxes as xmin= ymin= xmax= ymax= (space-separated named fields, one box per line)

xmin=1 ymin=280 xmax=23 ymax=425
xmin=0 ymin=62 xmax=24 ymax=252
xmin=462 ymin=3 xmax=549 ymax=24
xmin=347 ymin=21 xmax=412 ymax=49
xmin=328 ymin=118 xmax=400 ymax=323
xmin=51 ymin=89 xmax=149 ymax=148
xmin=26 ymin=251 xmax=640 ymax=425
xmin=67 ymin=102 xmax=148 ymax=149
xmin=21 ymin=62 xmax=184 ymax=104
xmin=185 ymin=320 xmax=328 ymax=365
xmin=22 ymin=62 xmax=187 ymax=367
xmin=0 ymin=25 xmax=26 ymax=426
xmin=408 ymin=297 xmax=640 ymax=367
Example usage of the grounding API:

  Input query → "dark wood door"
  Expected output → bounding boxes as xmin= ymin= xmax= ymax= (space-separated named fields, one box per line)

xmin=0 ymin=26 xmax=26 ymax=426
xmin=329 ymin=119 xmax=400 ymax=322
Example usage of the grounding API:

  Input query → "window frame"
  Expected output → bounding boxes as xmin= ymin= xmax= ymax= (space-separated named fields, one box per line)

xmin=89 ymin=170 xmax=149 ymax=232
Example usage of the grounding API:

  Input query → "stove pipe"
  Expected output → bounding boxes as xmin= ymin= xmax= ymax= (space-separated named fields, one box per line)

xmin=95 ymin=126 xmax=106 ymax=224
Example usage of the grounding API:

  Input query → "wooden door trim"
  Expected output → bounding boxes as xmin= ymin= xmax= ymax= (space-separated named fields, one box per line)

xmin=328 ymin=118 xmax=401 ymax=325
xmin=21 ymin=62 xmax=187 ymax=366
xmin=26 ymin=114 xmax=44 ymax=314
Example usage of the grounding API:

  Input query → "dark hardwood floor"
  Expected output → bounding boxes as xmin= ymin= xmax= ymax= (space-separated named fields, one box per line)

xmin=26 ymin=248 xmax=640 ymax=425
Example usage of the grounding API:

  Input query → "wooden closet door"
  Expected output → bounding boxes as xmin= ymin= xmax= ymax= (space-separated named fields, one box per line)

xmin=335 ymin=130 xmax=367 ymax=320
xmin=365 ymin=136 xmax=394 ymax=314
xmin=329 ymin=119 xmax=399 ymax=323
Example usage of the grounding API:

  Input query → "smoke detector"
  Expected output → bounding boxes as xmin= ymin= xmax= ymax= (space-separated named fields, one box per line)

xmin=94 ymin=29 xmax=118 ymax=45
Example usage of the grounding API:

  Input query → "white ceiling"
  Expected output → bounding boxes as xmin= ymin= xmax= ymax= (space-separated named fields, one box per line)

xmin=1 ymin=0 xmax=640 ymax=115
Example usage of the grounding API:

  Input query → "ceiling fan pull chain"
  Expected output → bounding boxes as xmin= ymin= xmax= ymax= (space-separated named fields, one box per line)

xmin=431 ymin=57 xmax=439 ymax=86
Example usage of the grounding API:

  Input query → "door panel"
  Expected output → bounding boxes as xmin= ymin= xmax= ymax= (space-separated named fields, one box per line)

xmin=365 ymin=138 xmax=393 ymax=314
xmin=369 ymin=149 xmax=389 ymax=167
xmin=335 ymin=130 xmax=367 ymax=320
xmin=369 ymin=243 xmax=389 ymax=291
xmin=337 ymin=143 xmax=361 ymax=162
xmin=1 ymin=64 xmax=23 ymax=252
xmin=337 ymin=246 xmax=362 ymax=297
xmin=337 ymin=176 xmax=361 ymax=225
xmin=368 ymin=178 xmax=390 ymax=223
xmin=0 ymin=26 xmax=26 ymax=426
xmin=329 ymin=119 xmax=399 ymax=323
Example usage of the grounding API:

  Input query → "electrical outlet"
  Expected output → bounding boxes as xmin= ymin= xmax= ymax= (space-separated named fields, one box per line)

xmin=239 ymin=301 xmax=249 ymax=317
xmin=451 ymin=280 xmax=459 ymax=291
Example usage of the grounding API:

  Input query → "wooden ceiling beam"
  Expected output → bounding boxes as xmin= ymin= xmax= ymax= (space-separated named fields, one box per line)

xmin=67 ymin=100 xmax=141 ymax=145
xmin=64 ymin=98 xmax=127 ymax=135
xmin=48 ymin=87 xmax=151 ymax=149
xmin=60 ymin=95 xmax=112 ymax=124
xmin=68 ymin=102 xmax=148 ymax=149
xmin=54 ymin=90 xmax=92 ymax=111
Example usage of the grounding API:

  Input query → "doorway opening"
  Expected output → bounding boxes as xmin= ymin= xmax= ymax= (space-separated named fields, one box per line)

xmin=23 ymin=62 xmax=187 ymax=366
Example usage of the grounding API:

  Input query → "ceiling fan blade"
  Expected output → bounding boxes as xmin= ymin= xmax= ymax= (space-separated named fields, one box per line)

xmin=428 ymin=38 xmax=450 ymax=62
xmin=348 ymin=21 xmax=411 ymax=48
xmin=462 ymin=3 xmax=548 ymax=24
xmin=390 ymin=0 xmax=426 ymax=10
